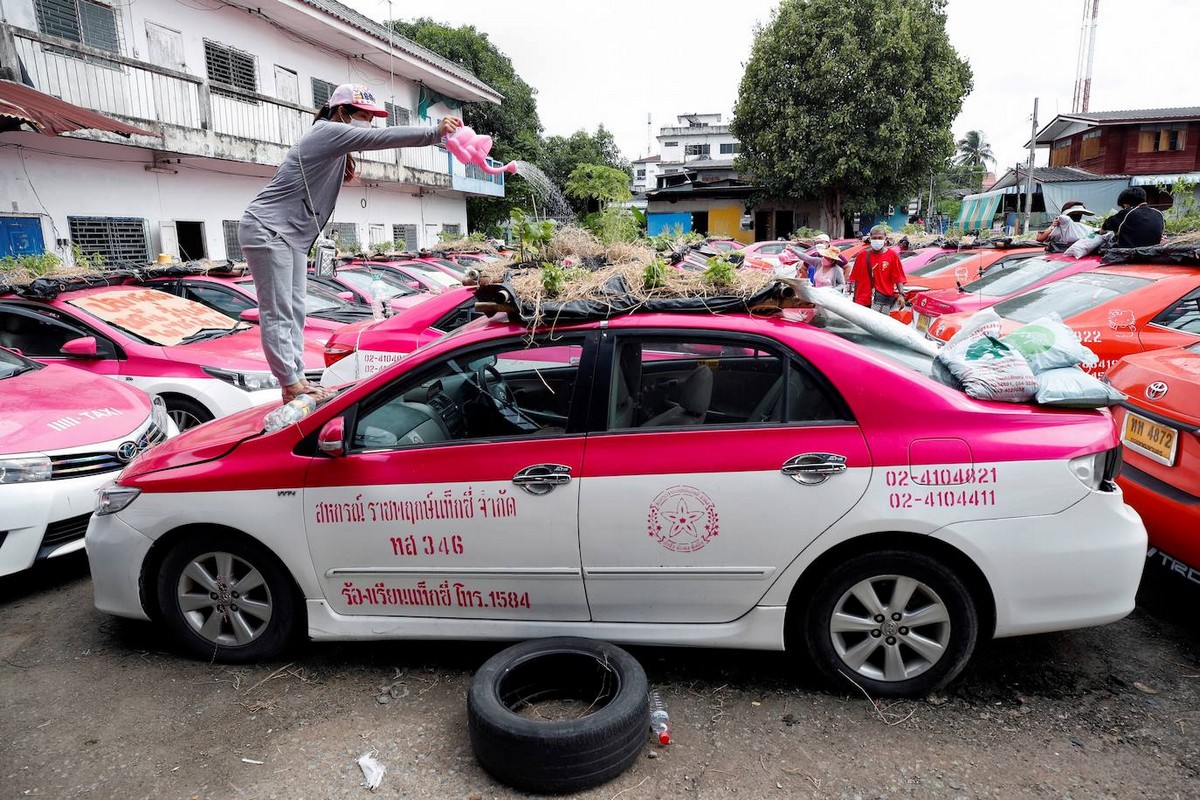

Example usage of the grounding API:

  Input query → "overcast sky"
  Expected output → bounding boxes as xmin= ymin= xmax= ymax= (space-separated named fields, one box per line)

xmin=347 ymin=0 xmax=1199 ymax=175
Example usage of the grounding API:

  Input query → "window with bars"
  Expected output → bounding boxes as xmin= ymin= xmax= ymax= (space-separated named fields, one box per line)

xmin=393 ymin=224 xmax=418 ymax=251
xmin=719 ymin=142 xmax=740 ymax=155
xmin=204 ymin=40 xmax=257 ymax=97
xmin=222 ymin=220 xmax=243 ymax=260
xmin=442 ymin=224 xmax=461 ymax=236
xmin=312 ymin=78 xmax=336 ymax=109
xmin=386 ymin=102 xmax=411 ymax=127
xmin=35 ymin=0 xmax=119 ymax=53
xmin=684 ymin=144 xmax=710 ymax=157
xmin=68 ymin=216 xmax=149 ymax=264
xmin=330 ymin=223 xmax=359 ymax=249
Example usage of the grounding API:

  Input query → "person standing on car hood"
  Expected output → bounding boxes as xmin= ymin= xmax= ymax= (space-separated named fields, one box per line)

xmin=239 ymin=84 xmax=460 ymax=402
xmin=848 ymin=225 xmax=907 ymax=312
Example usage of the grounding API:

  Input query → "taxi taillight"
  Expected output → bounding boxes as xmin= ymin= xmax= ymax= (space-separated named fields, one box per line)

xmin=324 ymin=342 xmax=354 ymax=367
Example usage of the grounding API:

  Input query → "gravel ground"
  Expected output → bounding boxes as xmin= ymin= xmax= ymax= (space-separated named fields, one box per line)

xmin=1 ymin=553 xmax=1197 ymax=799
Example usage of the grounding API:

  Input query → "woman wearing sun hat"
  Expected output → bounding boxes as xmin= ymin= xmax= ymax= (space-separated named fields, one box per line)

xmin=811 ymin=246 xmax=847 ymax=289
xmin=239 ymin=83 xmax=461 ymax=402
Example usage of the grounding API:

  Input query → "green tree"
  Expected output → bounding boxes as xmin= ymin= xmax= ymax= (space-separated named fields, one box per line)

xmin=540 ymin=127 xmax=630 ymax=214
xmin=731 ymin=0 xmax=972 ymax=233
xmin=565 ymin=163 xmax=632 ymax=210
xmin=954 ymin=130 xmax=996 ymax=168
xmin=390 ymin=18 xmax=543 ymax=232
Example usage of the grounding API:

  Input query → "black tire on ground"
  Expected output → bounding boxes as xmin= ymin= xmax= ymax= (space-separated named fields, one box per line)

xmin=163 ymin=395 xmax=214 ymax=431
xmin=467 ymin=637 xmax=650 ymax=794
xmin=155 ymin=531 xmax=299 ymax=663
xmin=802 ymin=550 xmax=979 ymax=698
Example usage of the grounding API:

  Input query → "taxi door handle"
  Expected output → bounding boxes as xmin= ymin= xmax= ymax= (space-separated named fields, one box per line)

xmin=781 ymin=453 xmax=847 ymax=486
xmin=512 ymin=464 xmax=572 ymax=495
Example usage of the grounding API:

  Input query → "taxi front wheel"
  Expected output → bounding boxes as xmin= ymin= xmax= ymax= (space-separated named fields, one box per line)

xmin=802 ymin=551 xmax=978 ymax=698
xmin=156 ymin=532 xmax=300 ymax=663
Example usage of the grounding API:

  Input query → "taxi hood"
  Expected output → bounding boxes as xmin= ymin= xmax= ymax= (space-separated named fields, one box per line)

xmin=1 ymin=363 xmax=151 ymax=454
xmin=119 ymin=402 xmax=268 ymax=478
xmin=166 ymin=328 xmax=326 ymax=371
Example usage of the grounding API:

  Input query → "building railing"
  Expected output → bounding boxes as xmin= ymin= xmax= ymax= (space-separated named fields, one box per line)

xmin=8 ymin=26 xmax=493 ymax=194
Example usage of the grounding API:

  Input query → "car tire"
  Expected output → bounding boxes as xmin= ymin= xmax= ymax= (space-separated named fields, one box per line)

xmin=802 ymin=550 xmax=978 ymax=698
xmin=156 ymin=532 xmax=299 ymax=663
xmin=163 ymin=395 xmax=214 ymax=431
xmin=467 ymin=637 xmax=649 ymax=794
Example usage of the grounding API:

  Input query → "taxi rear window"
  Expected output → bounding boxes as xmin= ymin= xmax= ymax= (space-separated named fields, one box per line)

xmin=992 ymin=273 xmax=1151 ymax=324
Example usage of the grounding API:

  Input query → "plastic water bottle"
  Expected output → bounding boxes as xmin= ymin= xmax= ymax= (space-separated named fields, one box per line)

xmin=263 ymin=394 xmax=317 ymax=432
xmin=368 ymin=273 xmax=389 ymax=321
xmin=648 ymin=690 xmax=671 ymax=746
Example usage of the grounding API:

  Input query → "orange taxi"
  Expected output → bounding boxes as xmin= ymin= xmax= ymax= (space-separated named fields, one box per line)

xmin=928 ymin=263 xmax=1200 ymax=375
xmin=1107 ymin=345 xmax=1200 ymax=586
xmin=902 ymin=247 xmax=1044 ymax=296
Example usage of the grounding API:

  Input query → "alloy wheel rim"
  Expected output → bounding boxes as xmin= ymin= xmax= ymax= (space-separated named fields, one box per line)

xmin=829 ymin=574 xmax=951 ymax=683
xmin=176 ymin=551 xmax=273 ymax=647
xmin=168 ymin=408 xmax=203 ymax=430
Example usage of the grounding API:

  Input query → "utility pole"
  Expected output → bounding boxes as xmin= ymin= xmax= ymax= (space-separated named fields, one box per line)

xmin=928 ymin=172 xmax=936 ymax=231
xmin=1023 ymin=97 xmax=1038 ymax=234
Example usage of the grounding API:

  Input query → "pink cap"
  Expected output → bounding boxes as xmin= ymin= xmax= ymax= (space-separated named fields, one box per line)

xmin=326 ymin=84 xmax=388 ymax=117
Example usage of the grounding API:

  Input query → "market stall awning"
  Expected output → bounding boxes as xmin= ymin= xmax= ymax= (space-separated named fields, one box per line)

xmin=0 ymin=79 xmax=153 ymax=137
xmin=956 ymin=190 xmax=1004 ymax=230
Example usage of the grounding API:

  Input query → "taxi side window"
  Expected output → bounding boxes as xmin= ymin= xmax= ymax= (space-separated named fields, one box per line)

xmin=433 ymin=301 xmax=483 ymax=334
xmin=352 ymin=338 xmax=584 ymax=451
xmin=0 ymin=307 xmax=106 ymax=358
xmin=608 ymin=337 xmax=845 ymax=430
xmin=1152 ymin=288 xmax=1200 ymax=335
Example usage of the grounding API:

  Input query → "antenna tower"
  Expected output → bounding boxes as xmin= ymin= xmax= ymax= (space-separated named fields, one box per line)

xmin=1072 ymin=0 xmax=1101 ymax=113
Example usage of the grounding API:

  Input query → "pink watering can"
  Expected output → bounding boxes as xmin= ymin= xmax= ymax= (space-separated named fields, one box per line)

xmin=444 ymin=126 xmax=518 ymax=175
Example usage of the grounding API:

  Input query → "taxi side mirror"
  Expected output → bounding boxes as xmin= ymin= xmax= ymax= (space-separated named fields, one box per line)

xmin=60 ymin=336 xmax=100 ymax=358
xmin=337 ymin=291 xmax=354 ymax=302
xmin=239 ymin=308 xmax=261 ymax=323
xmin=317 ymin=416 xmax=346 ymax=457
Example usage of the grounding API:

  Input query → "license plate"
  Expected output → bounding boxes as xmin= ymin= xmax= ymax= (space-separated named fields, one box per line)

xmin=916 ymin=313 xmax=932 ymax=333
xmin=1121 ymin=411 xmax=1178 ymax=467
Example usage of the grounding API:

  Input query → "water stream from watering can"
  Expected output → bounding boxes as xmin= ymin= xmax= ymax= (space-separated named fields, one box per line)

xmin=512 ymin=161 xmax=578 ymax=224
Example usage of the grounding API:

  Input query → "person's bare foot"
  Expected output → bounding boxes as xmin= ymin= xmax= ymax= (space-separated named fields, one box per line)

xmin=281 ymin=381 xmax=331 ymax=403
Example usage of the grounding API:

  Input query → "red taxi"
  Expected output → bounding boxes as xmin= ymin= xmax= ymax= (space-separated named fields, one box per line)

xmin=1107 ymin=344 xmax=1200 ymax=586
xmin=87 ymin=304 xmax=1144 ymax=698
xmin=928 ymin=265 xmax=1200 ymax=374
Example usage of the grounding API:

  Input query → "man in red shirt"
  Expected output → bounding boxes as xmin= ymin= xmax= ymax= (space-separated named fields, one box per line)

xmin=848 ymin=225 xmax=907 ymax=312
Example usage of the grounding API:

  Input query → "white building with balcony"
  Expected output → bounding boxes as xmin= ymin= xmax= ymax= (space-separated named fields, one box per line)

xmin=0 ymin=0 xmax=506 ymax=262
xmin=629 ymin=154 xmax=659 ymax=195
xmin=656 ymin=113 xmax=739 ymax=184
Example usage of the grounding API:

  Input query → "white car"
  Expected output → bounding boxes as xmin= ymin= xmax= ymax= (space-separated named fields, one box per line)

xmin=87 ymin=309 xmax=1144 ymax=697
xmin=1 ymin=345 xmax=174 ymax=576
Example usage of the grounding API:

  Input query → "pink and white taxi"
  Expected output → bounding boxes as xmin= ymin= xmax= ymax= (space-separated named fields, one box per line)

xmin=1 ymin=345 xmax=172 ymax=576
xmin=87 ymin=309 xmax=1144 ymax=696
xmin=0 ymin=284 xmax=326 ymax=429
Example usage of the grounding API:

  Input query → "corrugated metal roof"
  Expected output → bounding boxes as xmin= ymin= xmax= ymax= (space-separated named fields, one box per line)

xmin=991 ymin=166 xmax=1127 ymax=191
xmin=297 ymin=0 xmax=503 ymax=102
xmin=0 ymin=79 xmax=154 ymax=137
xmin=1068 ymin=107 xmax=1200 ymax=122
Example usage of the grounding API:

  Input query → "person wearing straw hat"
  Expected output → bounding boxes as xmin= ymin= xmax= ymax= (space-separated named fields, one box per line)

xmin=811 ymin=246 xmax=847 ymax=289
xmin=239 ymin=83 xmax=460 ymax=403
xmin=1036 ymin=200 xmax=1095 ymax=245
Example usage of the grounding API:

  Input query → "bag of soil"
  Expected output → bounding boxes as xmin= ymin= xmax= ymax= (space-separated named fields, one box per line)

xmin=1002 ymin=314 xmax=1099 ymax=373
xmin=1034 ymin=367 xmax=1125 ymax=408
xmin=935 ymin=331 xmax=1038 ymax=403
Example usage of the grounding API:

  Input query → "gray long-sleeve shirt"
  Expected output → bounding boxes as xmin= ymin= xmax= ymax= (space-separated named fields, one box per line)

xmin=244 ymin=120 xmax=439 ymax=251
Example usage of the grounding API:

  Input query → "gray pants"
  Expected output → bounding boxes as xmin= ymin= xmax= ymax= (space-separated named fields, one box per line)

xmin=239 ymin=214 xmax=307 ymax=386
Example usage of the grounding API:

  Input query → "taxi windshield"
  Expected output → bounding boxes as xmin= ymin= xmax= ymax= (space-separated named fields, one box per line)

xmin=68 ymin=289 xmax=245 ymax=346
xmin=239 ymin=279 xmax=346 ymax=314
xmin=337 ymin=269 xmax=419 ymax=298
xmin=959 ymin=257 xmax=1074 ymax=298
xmin=992 ymin=273 xmax=1152 ymax=324
xmin=0 ymin=344 xmax=35 ymax=378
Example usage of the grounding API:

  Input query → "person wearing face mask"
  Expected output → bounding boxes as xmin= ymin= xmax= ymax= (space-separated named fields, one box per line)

xmin=239 ymin=83 xmax=460 ymax=402
xmin=848 ymin=225 xmax=907 ymax=312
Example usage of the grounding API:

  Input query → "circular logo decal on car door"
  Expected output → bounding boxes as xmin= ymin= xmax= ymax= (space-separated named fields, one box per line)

xmin=647 ymin=485 xmax=720 ymax=553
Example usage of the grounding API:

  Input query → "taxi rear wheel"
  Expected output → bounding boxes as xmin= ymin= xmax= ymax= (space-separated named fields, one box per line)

xmin=156 ymin=532 xmax=298 ymax=663
xmin=803 ymin=551 xmax=978 ymax=698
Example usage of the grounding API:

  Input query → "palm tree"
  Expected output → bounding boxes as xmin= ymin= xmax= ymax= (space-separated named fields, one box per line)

xmin=954 ymin=130 xmax=995 ymax=168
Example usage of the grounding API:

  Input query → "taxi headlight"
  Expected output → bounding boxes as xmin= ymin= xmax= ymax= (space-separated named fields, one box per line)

xmin=0 ymin=455 xmax=52 ymax=484
xmin=95 ymin=483 xmax=141 ymax=516
xmin=202 ymin=367 xmax=280 ymax=391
